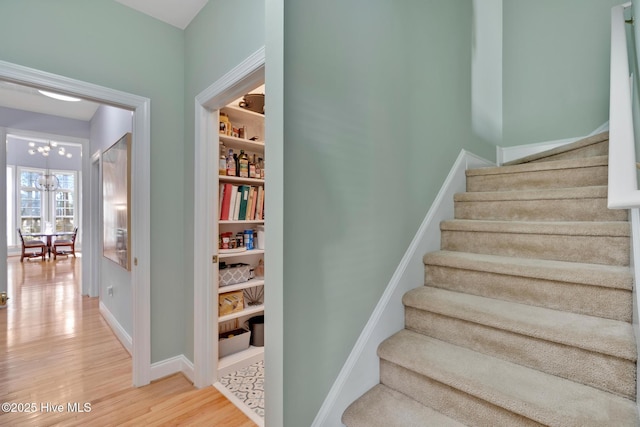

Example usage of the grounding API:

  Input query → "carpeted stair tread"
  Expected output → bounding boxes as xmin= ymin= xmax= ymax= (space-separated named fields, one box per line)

xmin=403 ymin=286 xmax=636 ymax=361
xmin=502 ymin=132 xmax=609 ymax=166
xmin=467 ymin=155 xmax=608 ymax=178
xmin=423 ymin=251 xmax=632 ymax=291
xmin=454 ymin=185 xmax=626 ymax=222
xmin=440 ymin=219 xmax=629 ymax=237
xmin=378 ymin=330 xmax=639 ymax=427
xmin=342 ymin=384 xmax=466 ymax=427
xmin=454 ymin=185 xmax=608 ymax=202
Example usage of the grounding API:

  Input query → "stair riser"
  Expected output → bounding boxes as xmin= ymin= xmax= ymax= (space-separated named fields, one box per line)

xmin=424 ymin=265 xmax=632 ymax=322
xmin=525 ymin=141 xmax=608 ymax=164
xmin=454 ymin=198 xmax=626 ymax=222
xmin=405 ymin=308 xmax=636 ymax=399
xmin=466 ymin=166 xmax=607 ymax=192
xmin=441 ymin=231 xmax=629 ymax=266
xmin=380 ymin=360 xmax=544 ymax=427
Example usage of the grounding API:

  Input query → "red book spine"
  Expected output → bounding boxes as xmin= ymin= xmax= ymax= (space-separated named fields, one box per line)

xmin=219 ymin=183 xmax=232 ymax=220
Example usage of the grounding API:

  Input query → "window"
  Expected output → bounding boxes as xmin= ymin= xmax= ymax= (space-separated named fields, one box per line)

xmin=15 ymin=167 xmax=78 ymax=237
xmin=6 ymin=166 xmax=13 ymax=246
xmin=54 ymin=172 xmax=75 ymax=232
xmin=19 ymin=168 xmax=43 ymax=234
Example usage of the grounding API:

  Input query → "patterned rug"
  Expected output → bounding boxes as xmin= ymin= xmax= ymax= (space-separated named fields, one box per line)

xmin=220 ymin=360 xmax=265 ymax=418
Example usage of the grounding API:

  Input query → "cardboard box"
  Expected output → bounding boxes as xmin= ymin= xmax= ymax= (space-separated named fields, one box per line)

xmin=219 ymin=290 xmax=244 ymax=317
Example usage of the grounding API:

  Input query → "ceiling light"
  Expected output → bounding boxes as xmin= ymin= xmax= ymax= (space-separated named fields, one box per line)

xmin=66 ymin=153 xmax=72 ymax=159
xmin=38 ymin=90 xmax=81 ymax=102
xmin=28 ymin=142 xmax=35 ymax=147
xmin=28 ymin=149 xmax=36 ymax=155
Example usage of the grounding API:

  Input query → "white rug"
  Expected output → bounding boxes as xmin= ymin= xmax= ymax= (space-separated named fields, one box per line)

xmin=220 ymin=360 xmax=265 ymax=418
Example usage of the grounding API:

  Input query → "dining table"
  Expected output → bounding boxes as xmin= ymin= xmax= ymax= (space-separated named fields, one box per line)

xmin=23 ymin=231 xmax=75 ymax=260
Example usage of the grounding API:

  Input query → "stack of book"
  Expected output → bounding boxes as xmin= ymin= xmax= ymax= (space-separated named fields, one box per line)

xmin=219 ymin=183 xmax=265 ymax=221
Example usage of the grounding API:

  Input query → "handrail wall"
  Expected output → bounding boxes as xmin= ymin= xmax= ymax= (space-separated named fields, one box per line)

xmin=609 ymin=2 xmax=640 ymax=209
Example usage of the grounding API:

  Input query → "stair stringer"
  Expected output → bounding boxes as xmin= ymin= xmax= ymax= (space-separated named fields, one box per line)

xmin=310 ymin=150 xmax=494 ymax=427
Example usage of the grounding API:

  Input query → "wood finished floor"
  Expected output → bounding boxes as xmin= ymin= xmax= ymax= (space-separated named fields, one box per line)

xmin=1 ymin=255 xmax=256 ymax=426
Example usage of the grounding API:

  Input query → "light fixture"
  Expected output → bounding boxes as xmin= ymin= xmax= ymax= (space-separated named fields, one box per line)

xmin=26 ymin=140 xmax=75 ymax=192
xmin=35 ymin=173 xmax=60 ymax=192
xmin=38 ymin=90 xmax=81 ymax=102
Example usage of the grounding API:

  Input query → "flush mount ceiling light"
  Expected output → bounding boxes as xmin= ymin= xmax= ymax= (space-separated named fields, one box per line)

xmin=28 ymin=141 xmax=72 ymax=159
xmin=38 ymin=89 xmax=81 ymax=102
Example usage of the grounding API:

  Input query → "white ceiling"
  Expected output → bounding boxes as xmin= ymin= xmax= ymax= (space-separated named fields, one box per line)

xmin=0 ymin=81 xmax=101 ymax=121
xmin=0 ymin=1 xmax=209 ymax=121
xmin=114 ymin=0 xmax=209 ymax=29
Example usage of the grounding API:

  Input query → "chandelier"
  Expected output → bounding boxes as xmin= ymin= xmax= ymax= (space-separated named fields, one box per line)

xmin=27 ymin=141 xmax=69 ymax=192
xmin=35 ymin=173 xmax=60 ymax=192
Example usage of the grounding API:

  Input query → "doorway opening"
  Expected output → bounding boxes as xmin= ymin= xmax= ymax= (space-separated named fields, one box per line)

xmin=0 ymin=59 xmax=151 ymax=386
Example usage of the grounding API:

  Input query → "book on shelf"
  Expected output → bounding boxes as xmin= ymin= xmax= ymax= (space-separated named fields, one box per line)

xmin=256 ymin=186 xmax=264 ymax=220
xmin=219 ymin=183 xmax=233 ymax=220
xmin=247 ymin=186 xmax=255 ymax=221
xmin=232 ymin=186 xmax=242 ymax=221
xmin=238 ymin=185 xmax=250 ymax=220
xmin=219 ymin=184 xmax=265 ymax=222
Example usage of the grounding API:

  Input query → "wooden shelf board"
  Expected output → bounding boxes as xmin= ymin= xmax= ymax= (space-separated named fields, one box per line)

xmin=219 ymin=220 xmax=264 ymax=225
xmin=218 ymin=279 xmax=264 ymax=294
xmin=219 ymin=134 xmax=264 ymax=149
xmin=219 ymin=249 xmax=264 ymax=259
xmin=218 ymin=304 xmax=264 ymax=322
xmin=223 ymin=104 xmax=265 ymax=119
xmin=219 ymin=175 xmax=265 ymax=185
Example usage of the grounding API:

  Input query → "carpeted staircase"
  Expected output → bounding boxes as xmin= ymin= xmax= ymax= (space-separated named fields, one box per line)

xmin=342 ymin=132 xmax=640 ymax=426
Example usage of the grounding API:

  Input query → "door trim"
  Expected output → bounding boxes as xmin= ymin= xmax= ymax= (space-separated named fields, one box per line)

xmin=193 ymin=46 xmax=266 ymax=389
xmin=0 ymin=59 xmax=152 ymax=386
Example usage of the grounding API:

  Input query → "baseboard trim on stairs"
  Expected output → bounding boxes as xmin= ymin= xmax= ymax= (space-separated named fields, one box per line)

xmin=311 ymin=150 xmax=494 ymax=427
xmin=630 ymin=208 xmax=640 ymax=410
xmin=496 ymin=122 xmax=609 ymax=165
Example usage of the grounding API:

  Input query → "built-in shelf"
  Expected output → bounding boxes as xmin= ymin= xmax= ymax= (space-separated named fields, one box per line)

xmin=219 ymin=249 xmax=264 ymax=260
xmin=219 ymin=175 xmax=264 ymax=185
xmin=224 ymin=104 xmax=265 ymax=120
xmin=218 ymin=278 xmax=264 ymax=294
xmin=219 ymin=304 xmax=264 ymax=323
xmin=219 ymin=220 xmax=264 ymax=225
xmin=219 ymin=134 xmax=264 ymax=151
xmin=218 ymin=345 xmax=264 ymax=378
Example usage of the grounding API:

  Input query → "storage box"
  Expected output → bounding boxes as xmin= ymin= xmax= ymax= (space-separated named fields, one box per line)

xmin=219 ymin=263 xmax=251 ymax=287
xmin=218 ymin=328 xmax=251 ymax=358
xmin=219 ymin=290 xmax=245 ymax=317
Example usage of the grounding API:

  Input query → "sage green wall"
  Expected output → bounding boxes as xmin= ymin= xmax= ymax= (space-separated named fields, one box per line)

xmin=502 ymin=0 xmax=620 ymax=145
xmin=0 ymin=0 xmax=186 ymax=363
xmin=283 ymin=0 xmax=493 ymax=425
xmin=183 ymin=0 xmax=265 ymax=361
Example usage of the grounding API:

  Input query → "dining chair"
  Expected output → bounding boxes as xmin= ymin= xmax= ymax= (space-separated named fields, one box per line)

xmin=17 ymin=229 xmax=46 ymax=262
xmin=53 ymin=228 xmax=78 ymax=259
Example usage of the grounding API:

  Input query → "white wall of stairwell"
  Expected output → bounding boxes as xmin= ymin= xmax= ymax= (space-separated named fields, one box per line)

xmin=311 ymin=150 xmax=494 ymax=427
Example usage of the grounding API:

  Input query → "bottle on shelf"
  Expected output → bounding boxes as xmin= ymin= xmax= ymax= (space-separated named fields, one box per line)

xmin=249 ymin=154 xmax=257 ymax=178
xmin=226 ymin=149 xmax=236 ymax=177
xmin=255 ymin=156 xmax=261 ymax=179
xmin=219 ymin=144 xmax=227 ymax=176
xmin=259 ymin=158 xmax=265 ymax=179
xmin=239 ymin=150 xmax=249 ymax=178
xmin=234 ymin=152 xmax=240 ymax=177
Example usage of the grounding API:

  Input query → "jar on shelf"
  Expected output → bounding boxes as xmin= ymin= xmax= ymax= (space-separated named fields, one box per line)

xmin=219 ymin=112 xmax=231 ymax=135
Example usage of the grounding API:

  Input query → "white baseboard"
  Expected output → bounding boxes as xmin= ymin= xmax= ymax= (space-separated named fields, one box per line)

xmin=496 ymin=121 xmax=609 ymax=165
xmin=99 ymin=299 xmax=194 ymax=384
xmin=150 ymin=354 xmax=195 ymax=383
xmin=310 ymin=150 xmax=494 ymax=427
xmin=99 ymin=301 xmax=132 ymax=355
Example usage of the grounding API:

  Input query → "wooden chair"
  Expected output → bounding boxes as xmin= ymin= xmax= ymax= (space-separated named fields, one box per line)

xmin=17 ymin=229 xmax=46 ymax=262
xmin=53 ymin=228 xmax=78 ymax=259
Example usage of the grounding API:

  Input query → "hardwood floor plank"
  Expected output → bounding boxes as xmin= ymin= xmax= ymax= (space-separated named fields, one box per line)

xmin=1 ymin=256 xmax=256 ymax=426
